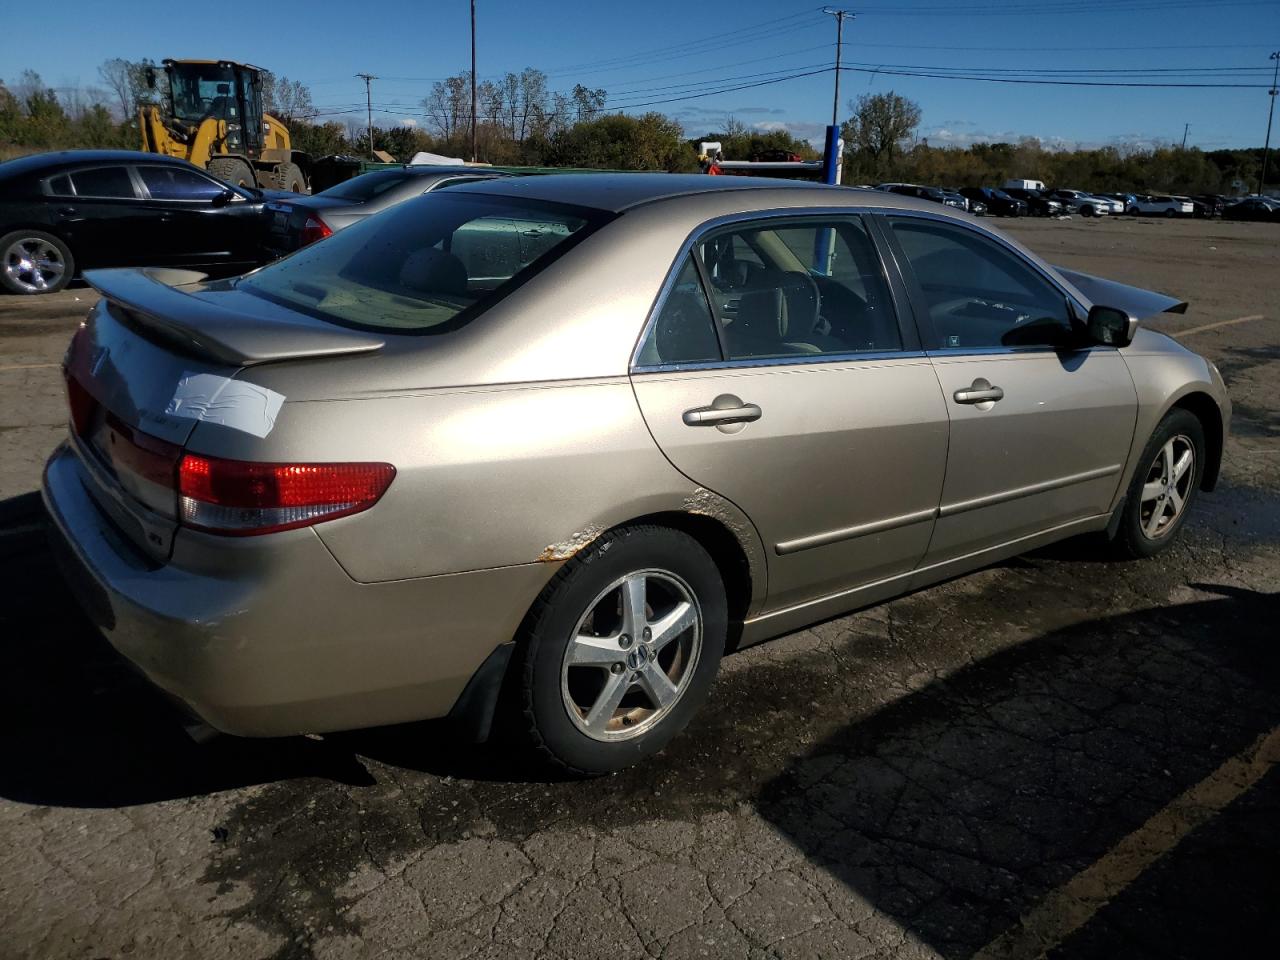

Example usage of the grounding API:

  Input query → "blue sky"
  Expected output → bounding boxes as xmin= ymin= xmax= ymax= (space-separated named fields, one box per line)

xmin=4 ymin=0 xmax=1279 ymax=150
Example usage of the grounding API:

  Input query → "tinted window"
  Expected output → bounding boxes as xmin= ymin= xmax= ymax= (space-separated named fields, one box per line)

xmin=47 ymin=175 xmax=72 ymax=196
xmin=887 ymin=217 xmax=1073 ymax=350
xmin=697 ymin=218 xmax=899 ymax=360
xmin=138 ymin=166 xmax=225 ymax=201
xmin=69 ymin=166 xmax=136 ymax=199
xmin=239 ymin=193 xmax=608 ymax=333
xmin=314 ymin=171 xmax=414 ymax=201
xmin=636 ymin=255 xmax=721 ymax=366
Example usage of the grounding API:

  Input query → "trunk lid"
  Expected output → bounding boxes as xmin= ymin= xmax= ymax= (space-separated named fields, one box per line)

xmin=63 ymin=267 xmax=385 ymax=561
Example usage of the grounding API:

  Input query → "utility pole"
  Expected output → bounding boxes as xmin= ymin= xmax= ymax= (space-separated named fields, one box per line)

xmin=470 ymin=0 xmax=478 ymax=163
xmin=823 ymin=8 xmax=854 ymax=127
xmin=356 ymin=73 xmax=376 ymax=159
xmin=1259 ymin=51 xmax=1280 ymax=196
xmin=1181 ymin=122 xmax=1190 ymax=149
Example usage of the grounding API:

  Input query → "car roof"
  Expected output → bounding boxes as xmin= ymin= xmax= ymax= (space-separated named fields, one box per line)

xmin=447 ymin=173 xmax=841 ymax=213
xmin=0 ymin=150 xmax=193 ymax=181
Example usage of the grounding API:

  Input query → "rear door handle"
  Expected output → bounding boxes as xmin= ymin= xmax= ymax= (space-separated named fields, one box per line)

xmin=56 ymin=207 xmax=77 ymax=218
xmin=683 ymin=399 xmax=762 ymax=426
xmin=953 ymin=379 xmax=1004 ymax=405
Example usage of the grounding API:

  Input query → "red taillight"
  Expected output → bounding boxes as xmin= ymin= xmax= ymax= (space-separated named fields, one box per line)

xmin=299 ymin=215 xmax=333 ymax=246
xmin=65 ymin=374 xmax=96 ymax=437
xmin=177 ymin=454 xmax=395 ymax=536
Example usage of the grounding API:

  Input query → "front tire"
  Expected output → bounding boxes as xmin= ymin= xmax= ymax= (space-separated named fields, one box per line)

xmin=208 ymin=157 xmax=255 ymax=189
xmin=271 ymin=161 xmax=307 ymax=194
xmin=517 ymin=525 xmax=726 ymax=776
xmin=1112 ymin=409 xmax=1205 ymax=559
xmin=0 ymin=230 xmax=73 ymax=295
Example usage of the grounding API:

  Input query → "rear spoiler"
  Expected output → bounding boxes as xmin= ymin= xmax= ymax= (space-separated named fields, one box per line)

xmin=1055 ymin=267 xmax=1188 ymax=319
xmin=83 ymin=267 xmax=384 ymax=366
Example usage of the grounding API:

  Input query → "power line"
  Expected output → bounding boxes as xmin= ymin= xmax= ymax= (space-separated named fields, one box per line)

xmin=838 ymin=65 xmax=1271 ymax=88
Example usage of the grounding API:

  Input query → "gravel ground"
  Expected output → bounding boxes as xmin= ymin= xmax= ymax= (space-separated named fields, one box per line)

xmin=0 ymin=215 xmax=1277 ymax=960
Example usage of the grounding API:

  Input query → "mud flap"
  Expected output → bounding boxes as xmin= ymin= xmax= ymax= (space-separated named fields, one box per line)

xmin=447 ymin=641 xmax=515 ymax=743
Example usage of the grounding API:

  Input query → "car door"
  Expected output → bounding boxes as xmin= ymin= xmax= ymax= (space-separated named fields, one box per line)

xmin=879 ymin=213 xmax=1138 ymax=564
xmin=134 ymin=165 xmax=260 ymax=268
xmin=46 ymin=165 xmax=158 ymax=269
xmin=630 ymin=214 xmax=949 ymax=612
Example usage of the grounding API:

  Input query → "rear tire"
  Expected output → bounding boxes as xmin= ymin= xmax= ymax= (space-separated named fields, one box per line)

xmin=0 ymin=229 xmax=73 ymax=295
xmin=207 ymin=157 xmax=255 ymax=189
xmin=271 ymin=162 xmax=307 ymax=194
xmin=516 ymin=525 xmax=726 ymax=776
xmin=1111 ymin=409 xmax=1205 ymax=560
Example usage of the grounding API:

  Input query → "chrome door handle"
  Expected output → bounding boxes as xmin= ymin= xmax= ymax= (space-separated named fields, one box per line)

xmin=953 ymin=379 xmax=1004 ymax=405
xmin=682 ymin=401 xmax=762 ymax=426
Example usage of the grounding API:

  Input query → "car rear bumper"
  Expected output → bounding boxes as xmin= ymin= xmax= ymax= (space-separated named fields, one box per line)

xmin=42 ymin=442 xmax=553 ymax=738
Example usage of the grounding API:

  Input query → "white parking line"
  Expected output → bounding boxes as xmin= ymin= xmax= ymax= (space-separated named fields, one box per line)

xmin=973 ymin=724 xmax=1280 ymax=960
xmin=1173 ymin=314 xmax=1265 ymax=338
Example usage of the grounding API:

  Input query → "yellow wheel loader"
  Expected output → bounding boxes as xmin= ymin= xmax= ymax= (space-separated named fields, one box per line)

xmin=139 ymin=59 xmax=310 ymax=193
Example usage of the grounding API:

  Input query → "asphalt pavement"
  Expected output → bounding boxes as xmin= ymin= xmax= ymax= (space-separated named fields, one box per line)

xmin=0 ymin=215 xmax=1276 ymax=960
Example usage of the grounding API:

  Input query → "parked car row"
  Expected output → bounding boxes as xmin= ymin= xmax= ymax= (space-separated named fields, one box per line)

xmin=4 ymin=150 xmax=1277 ymax=297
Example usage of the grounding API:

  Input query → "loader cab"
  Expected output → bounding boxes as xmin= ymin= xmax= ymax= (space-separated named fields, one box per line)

xmin=163 ymin=59 xmax=265 ymax=157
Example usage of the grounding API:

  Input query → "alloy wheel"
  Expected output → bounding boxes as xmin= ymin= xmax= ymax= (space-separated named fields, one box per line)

xmin=1139 ymin=435 xmax=1195 ymax=540
xmin=560 ymin=569 xmax=702 ymax=742
xmin=3 ymin=237 xmax=65 ymax=293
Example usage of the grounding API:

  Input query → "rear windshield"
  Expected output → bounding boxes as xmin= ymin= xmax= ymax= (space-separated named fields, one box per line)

xmin=238 ymin=193 xmax=609 ymax=333
xmin=315 ymin=170 xmax=415 ymax=201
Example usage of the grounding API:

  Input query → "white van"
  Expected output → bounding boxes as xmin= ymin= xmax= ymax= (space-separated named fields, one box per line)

xmin=1002 ymin=178 xmax=1046 ymax=192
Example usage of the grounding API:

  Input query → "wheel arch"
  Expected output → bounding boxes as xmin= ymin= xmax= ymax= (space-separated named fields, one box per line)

xmin=1170 ymin=390 xmax=1225 ymax=491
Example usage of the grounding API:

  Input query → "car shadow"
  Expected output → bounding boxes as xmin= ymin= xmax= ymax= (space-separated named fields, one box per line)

xmin=752 ymin=583 xmax=1280 ymax=958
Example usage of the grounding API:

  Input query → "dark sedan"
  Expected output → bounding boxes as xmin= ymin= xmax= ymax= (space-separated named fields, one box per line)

xmin=262 ymin=165 xmax=510 ymax=257
xmin=0 ymin=150 xmax=280 ymax=294
xmin=1002 ymin=187 xmax=1063 ymax=217
xmin=1222 ymin=197 xmax=1280 ymax=222
xmin=960 ymin=187 xmax=1028 ymax=217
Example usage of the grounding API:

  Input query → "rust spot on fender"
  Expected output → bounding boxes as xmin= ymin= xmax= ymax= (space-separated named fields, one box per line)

xmin=537 ymin=524 xmax=605 ymax=562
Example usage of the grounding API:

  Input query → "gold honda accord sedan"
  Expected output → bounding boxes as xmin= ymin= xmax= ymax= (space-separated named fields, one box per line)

xmin=44 ymin=175 xmax=1229 ymax=774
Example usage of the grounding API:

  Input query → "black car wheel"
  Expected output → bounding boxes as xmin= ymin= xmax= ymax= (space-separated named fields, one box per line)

xmin=0 ymin=230 xmax=73 ymax=295
xmin=1081 ymin=204 xmax=1095 ymax=217
xmin=517 ymin=525 xmax=726 ymax=776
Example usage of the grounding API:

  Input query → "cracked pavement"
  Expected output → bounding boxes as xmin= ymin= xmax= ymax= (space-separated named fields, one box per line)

xmin=1 ymin=217 xmax=1277 ymax=959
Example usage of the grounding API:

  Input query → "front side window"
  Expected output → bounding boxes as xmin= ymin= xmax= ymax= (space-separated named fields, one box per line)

xmin=68 ymin=166 xmax=137 ymax=199
xmin=239 ymin=193 xmax=609 ymax=333
xmin=695 ymin=218 xmax=899 ymax=360
xmin=138 ymin=166 xmax=225 ymax=201
xmin=885 ymin=217 xmax=1074 ymax=350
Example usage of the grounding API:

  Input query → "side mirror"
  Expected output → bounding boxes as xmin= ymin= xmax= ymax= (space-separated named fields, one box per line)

xmin=1086 ymin=304 xmax=1138 ymax=347
xmin=211 ymin=188 xmax=236 ymax=208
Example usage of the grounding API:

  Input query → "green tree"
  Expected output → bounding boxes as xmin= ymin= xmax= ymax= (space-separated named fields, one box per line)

xmin=841 ymin=91 xmax=921 ymax=178
xmin=543 ymin=112 xmax=696 ymax=171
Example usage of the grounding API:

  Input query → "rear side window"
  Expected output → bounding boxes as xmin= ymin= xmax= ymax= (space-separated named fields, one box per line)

xmin=47 ymin=174 xmax=73 ymax=196
xmin=636 ymin=255 xmax=721 ymax=366
xmin=239 ymin=193 xmax=610 ymax=333
xmin=138 ymin=166 xmax=225 ymax=201
xmin=69 ymin=166 xmax=136 ymax=199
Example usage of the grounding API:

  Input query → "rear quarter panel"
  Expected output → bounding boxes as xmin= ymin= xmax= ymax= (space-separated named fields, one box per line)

xmin=182 ymin=377 xmax=767 ymax=588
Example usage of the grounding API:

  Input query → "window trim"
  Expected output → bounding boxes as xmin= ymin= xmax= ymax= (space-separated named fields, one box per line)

xmin=134 ymin=164 xmax=231 ymax=203
xmin=873 ymin=209 xmax=1096 ymax=356
xmin=630 ymin=207 xmax=919 ymax=374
